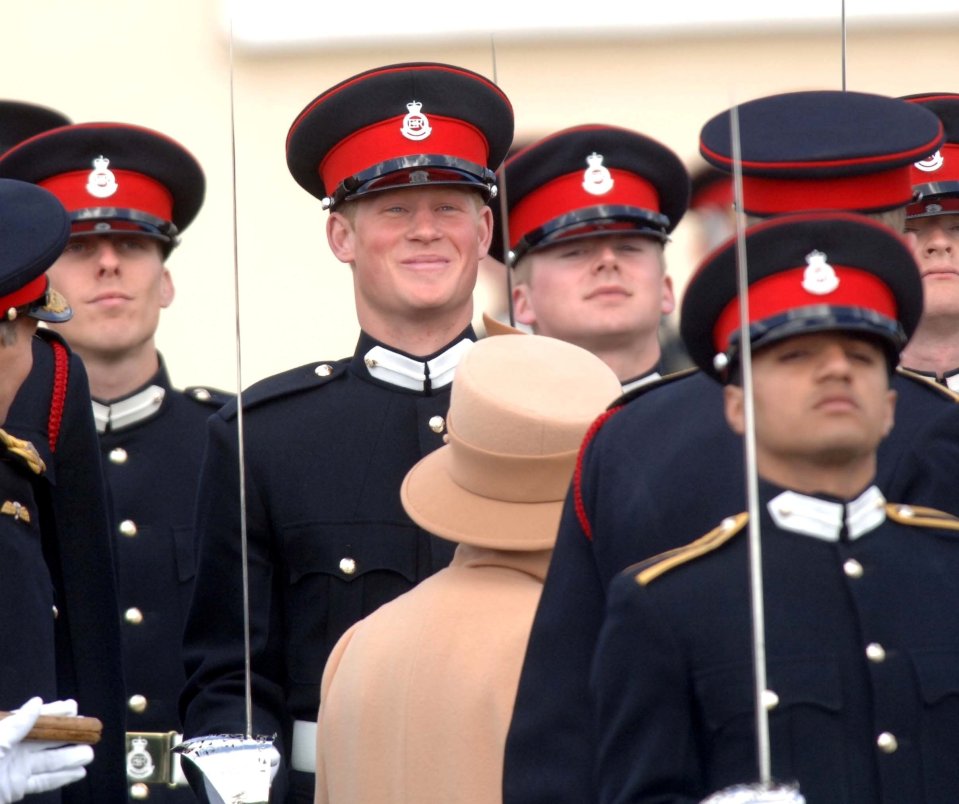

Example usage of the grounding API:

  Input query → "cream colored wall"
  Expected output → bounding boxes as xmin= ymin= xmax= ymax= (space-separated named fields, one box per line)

xmin=6 ymin=4 xmax=958 ymax=390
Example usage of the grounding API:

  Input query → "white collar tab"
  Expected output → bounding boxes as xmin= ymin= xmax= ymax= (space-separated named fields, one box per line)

xmin=768 ymin=486 xmax=886 ymax=542
xmin=363 ymin=339 xmax=474 ymax=392
xmin=92 ymin=385 xmax=166 ymax=434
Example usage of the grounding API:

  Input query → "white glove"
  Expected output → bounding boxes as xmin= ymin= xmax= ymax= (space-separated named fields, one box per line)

xmin=0 ymin=697 xmax=94 ymax=803
xmin=702 ymin=783 xmax=806 ymax=804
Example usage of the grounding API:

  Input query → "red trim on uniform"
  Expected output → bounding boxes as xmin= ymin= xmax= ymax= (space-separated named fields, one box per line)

xmin=910 ymin=142 xmax=959 ymax=186
xmin=509 ymin=170 xmax=661 ymax=250
xmin=39 ymin=170 xmax=174 ymax=222
xmin=739 ymin=167 xmax=912 ymax=214
xmin=48 ymin=338 xmax=69 ymax=454
xmin=713 ymin=265 xmax=898 ymax=353
xmin=319 ymin=115 xmax=489 ymax=193
xmin=574 ymin=407 xmax=623 ymax=542
xmin=0 ymin=275 xmax=46 ymax=313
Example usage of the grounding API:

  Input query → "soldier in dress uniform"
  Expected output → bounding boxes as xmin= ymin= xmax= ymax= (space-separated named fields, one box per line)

xmin=0 ymin=122 xmax=232 ymax=801
xmin=592 ymin=212 xmax=959 ymax=803
xmin=499 ymin=125 xmax=689 ymax=390
xmin=898 ymin=93 xmax=959 ymax=387
xmin=0 ymin=100 xmax=69 ymax=154
xmin=179 ymin=62 xmax=513 ymax=803
xmin=0 ymin=177 xmax=126 ymax=802
xmin=503 ymin=89 xmax=959 ymax=804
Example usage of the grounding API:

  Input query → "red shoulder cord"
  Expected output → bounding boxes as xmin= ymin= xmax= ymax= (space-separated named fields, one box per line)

xmin=48 ymin=339 xmax=69 ymax=454
xmin=573 ymin=406 xmax=622 ymax=541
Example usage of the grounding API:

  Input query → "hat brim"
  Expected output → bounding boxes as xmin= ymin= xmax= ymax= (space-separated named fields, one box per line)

xmin=401 ymin=446 xmax=562 ymax=551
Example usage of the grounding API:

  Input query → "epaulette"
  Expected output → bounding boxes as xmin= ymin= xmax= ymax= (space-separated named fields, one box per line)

xmin=885 ymin=503 xmax=959 ymax=532
xmin=627 ymin=512 xmax=749 ymax=586
xmin=895 ymin=367 xmax=959 ymax=403
xmin=184 ymin=386 xmax=235 ymax=409
xmin=608 ymin=366 xmax=700 ymax=410
xmin=219 ymin=359 xmax=348 ymax=420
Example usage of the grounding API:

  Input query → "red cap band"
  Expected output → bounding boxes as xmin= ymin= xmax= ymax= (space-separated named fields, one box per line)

xmin=319 ymin=114 xmax=489 ymax=195
xmin=39 ymin=170 xmax=174 ymax=222
xmin=740 ymin=166 xmax=912 ymax=215
xmin=509 ymin=169 xmax=661 ymax=250
xmin=0 ymin=275 xmax=46 ymax=314
xmin=713 ymin=265 xmax=898 ymax=353
xmin=692 ymin=178 xmax=733 ymax=211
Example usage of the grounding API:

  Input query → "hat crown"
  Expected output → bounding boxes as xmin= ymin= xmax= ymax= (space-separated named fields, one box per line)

xmin=0 ymin=179 xmax=70 ymax=299
xmin=449 ymin=335 xmax=620 ymax=461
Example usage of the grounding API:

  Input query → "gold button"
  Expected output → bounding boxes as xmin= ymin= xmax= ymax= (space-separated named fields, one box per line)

xmin=339 ymin=557 xmax=357 ymax=576
xmin=193 ymin=388 xmax=212 ymax=402
xmin=315 ymin=364 xmax=333 ymax=377
xmin=364 ymin=358 xmax=377 ymax=369
xmin=52 ymin=605 xmax=59 ymax=619
xmin=761 ymin=689 xmax=780 ymax=710
xmin=128 ymin=695 xmax=148 ymax=714
xmin=125 ymin=607 xmax=144 ymax=625
xmin=843 ymin=559 xmax=864 ymax=578
xmin=866 ymin=643 xmax=886 ymax=663
xmin=109 ymin=447 xmax=128 ymax=465
xmin=130 ymin=783 xmax=150 ymax=800
xmin=428 ymin=415 xmax=445 ymax=434
xmin=877 ymin=732 xmax=898 ymax=753
xmin=119 ymin=519 xmax=138 ymax=537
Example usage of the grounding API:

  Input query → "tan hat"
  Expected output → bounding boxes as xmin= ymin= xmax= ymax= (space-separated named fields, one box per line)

xmin=401 ymin=334 xmax=621 ymax=550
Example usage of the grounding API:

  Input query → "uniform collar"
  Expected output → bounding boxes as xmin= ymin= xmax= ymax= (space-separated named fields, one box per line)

xmin=907 ymin=366 xmax=959 ymax=393
xmin=767 ymin=485 xmax=886 ymax=542
xmin=620 ymin=369 xmax=662 ymax=395
xmin=91 ymin=357 xmax=172 ymax=434
xmin=353 ymin=328 xmax=476 ymax=393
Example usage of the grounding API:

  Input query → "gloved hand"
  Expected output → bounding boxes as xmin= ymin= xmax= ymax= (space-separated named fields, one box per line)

xmin=0 ymin=697 xmax=94 ymax=803
xmin=701 ymin=783 xmax=806 ymax=804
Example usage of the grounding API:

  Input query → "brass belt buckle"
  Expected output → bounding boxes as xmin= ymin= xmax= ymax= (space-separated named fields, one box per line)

xmin=126 ymin=731 xmax=180 ymax=785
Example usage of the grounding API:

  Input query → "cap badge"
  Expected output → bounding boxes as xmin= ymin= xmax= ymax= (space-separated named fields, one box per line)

xmin=401 ymin=101 xmax=432 ymax=141
xmin=86 ymin=155 xmax=118 ymax=199
xmin=925 ymin=202 xmax=943 ymax=214
xmin=582 ymin=152 xmax=614 ymax=196
xmin=915 ymin=150 xmax=944 ymax=173
xmin=802 ymin=250 xmax=839 ymax=295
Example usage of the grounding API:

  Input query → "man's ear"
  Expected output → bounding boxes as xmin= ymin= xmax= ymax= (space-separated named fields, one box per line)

xmin=512 ymin=282 xmax=537 ymax=327
xmin=476 ymin=204 xmax=494 ymax=258
xmin=327 ymin=213 xmax=355 ymax=264
xmin=159 ymin=269 xmax=175 ymax=309
xmin=723 ymin=383 xmax=745 ymax=436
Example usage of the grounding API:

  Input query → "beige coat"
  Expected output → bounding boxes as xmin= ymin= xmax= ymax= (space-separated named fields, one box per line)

xmin=314 ymin=542 xmax=552 ymax=804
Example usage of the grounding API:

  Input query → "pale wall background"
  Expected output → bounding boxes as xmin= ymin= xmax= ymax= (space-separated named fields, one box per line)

xmin=5 ymin=2 xmax=959 ymax=391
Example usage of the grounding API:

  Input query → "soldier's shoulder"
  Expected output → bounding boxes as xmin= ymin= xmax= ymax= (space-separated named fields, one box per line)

xmin=611 ymin=366 xmax=702 ymax=409
xmin=885 ymin=503 xmax=959 ymax=533
xmin=622 ymin=512 xmax=749 ymax=586
xmin=219 ymin=359 xmax=349 ymax=420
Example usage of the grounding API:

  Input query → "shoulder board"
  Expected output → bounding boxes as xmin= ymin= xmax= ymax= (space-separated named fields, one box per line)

xmin=609 ymin=366 xmax=700 ymax=409
xmin=627 ymin=512 xmax=749 ymax=586
xmin=183 ymin=386 xmax=235 ymax=408
xmin=895 ymin=367 xmax=959 ymax=403
xmin=219 ymin=360 xmax=348 ymax=420
xmin=885 ymin=503 xmax=959 ymax=532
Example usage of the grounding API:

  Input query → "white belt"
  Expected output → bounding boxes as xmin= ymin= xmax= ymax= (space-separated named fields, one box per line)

xmin=291 ymin=719 xmax=317 ymax=773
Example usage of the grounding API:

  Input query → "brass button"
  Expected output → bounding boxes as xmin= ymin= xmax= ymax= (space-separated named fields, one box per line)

xmin=877 ymin=732 xmax=898 ymax=753
xmin=52 ymin=605 xmax=59 ymax=619
xmin=109 ymin=447 xmax=128 ymax=465
xmin=192 ymin=388 xmax=212 ymax=402
xmin=761 ymin=689 xmax=779 ymax=710
xmin=119 ymin=519 xmax=138 ymax=537
xmin=339 ymin=557 xmax=357 ymax=576
xmin=315 ymin=364 xmax=333 ymax=377
xmin=428 ymin=415 xmax=446 ymax=434
xmin=130 ymin=782 xmax=150 ymax=800
xmin=866 ymin=643 xmax=886 ymax=663
xmin=125 ymin=607 xmax=144 ymax=626
xmin=363 ymin=358 xmax=377 ymax=369
xmin=128 ymin=695 xmax=148 ymax=714
xmin=843 ymin=559 xmax=864 ymax=578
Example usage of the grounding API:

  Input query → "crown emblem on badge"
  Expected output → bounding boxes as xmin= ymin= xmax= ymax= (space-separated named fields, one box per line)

xmin=126 ymin=736 xmax=156 ymax=780
xmin=915 ymin=150 xmax=944 ymax=173
xmin=582 ymin=152 xmax=614 ymax=196
xmin=401 ymin=101 xmax=432 ymax=141
xmin=802 ymin=250 xmax=840 ymax=295
xmin=86 ymin=155 xmax=118 ymax=199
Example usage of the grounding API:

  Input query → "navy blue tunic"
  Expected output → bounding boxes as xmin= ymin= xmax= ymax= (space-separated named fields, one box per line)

xmin=181 ymin=331 xmax=468 ymax=803
xmin=504 ymin=367 xmax=959 ymax=804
